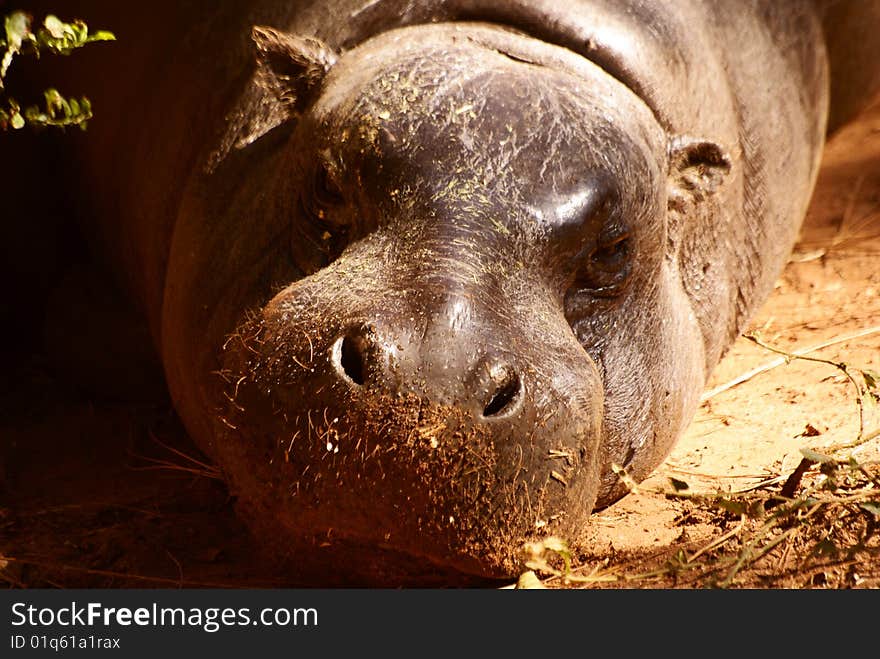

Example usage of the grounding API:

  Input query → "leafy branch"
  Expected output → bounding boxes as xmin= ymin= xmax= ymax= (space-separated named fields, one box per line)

xmin=0 ymin=11 xmax=114 ymax=131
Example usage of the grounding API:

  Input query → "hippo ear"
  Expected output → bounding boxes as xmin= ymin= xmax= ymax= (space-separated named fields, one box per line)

xmin=251 ymin=25 xmax=337 ymax=119
xmin=667 ymin=136 xmax=732 ymax=212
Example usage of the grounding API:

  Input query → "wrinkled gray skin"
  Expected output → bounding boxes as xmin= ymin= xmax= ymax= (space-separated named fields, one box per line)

xmin=50 ymin=0 xmax=880 ymax=583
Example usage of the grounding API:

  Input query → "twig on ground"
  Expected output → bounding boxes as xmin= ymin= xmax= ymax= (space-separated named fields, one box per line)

xmin=700 ymin=325 xmax=880 ymax=402
xmin=687 ymin=515 xmax=746 ymax=562
xmin=779 ymin=457 xmax=816 ymax=499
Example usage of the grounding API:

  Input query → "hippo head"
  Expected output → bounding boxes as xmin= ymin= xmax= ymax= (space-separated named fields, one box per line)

xmin=163 ymin=22 xmax=731 ymax=584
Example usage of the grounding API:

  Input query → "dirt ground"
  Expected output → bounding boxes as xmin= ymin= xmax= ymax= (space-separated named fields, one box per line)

xmin=2 ymin=102 xmax=879 ymax=590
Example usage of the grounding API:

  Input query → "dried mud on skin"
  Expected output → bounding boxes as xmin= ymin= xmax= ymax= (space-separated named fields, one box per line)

xmin=2 ymin=103 xmax=880 ymax=590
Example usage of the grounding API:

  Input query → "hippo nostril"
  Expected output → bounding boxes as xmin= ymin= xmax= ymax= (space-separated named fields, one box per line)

xmin=482 ymin=371 xmax=521 ymax=418
xmin=337 ymin=334 xmax=367 ymax=386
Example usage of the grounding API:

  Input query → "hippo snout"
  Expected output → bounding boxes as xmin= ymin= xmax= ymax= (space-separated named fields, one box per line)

xmin=330 ymin=322 xmax=523 ymax=421
xmin=217 ymin=255 xmax=605 ymax=581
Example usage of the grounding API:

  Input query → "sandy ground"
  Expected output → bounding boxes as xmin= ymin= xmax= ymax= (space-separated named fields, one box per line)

xmin=1 ymin=102 xmax=878 ymax=590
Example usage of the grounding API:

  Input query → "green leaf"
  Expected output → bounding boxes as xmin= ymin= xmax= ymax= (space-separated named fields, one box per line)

xmin=669 ymin=477 xmax=690 ymax=492
xmin=515 ymin=570 xmax=546 ymax=589
xmin=715 ymin=497 xmax=746 ymax=516
xmin=10 ymin=110 xmax=24 ymax=129
xmin=542 ymin=536 xmax=569 ymax=554
xmin=800 ymin=448 xmax=836 ymax=464
xmin=44 ymin=88 xmax=64 ymax=115
xmin=1 ymin=11 xmax=33 ymax=85
xmin=42 ymin=15 xmax=67 ymax=40
xmin=860 ymin=501 xmax=880 ymax=517
xmin=71 ymin=20 xmax=88 ymax=43
xmin=88 ymin=30 xmax=115 ymax=43
xmin=5 ymin=12 xmax=31 ymax=50
xmin=863 ymin=370 xmax=879 ymax=390
xmin=747 ymin=499 xmax=766 ymax=519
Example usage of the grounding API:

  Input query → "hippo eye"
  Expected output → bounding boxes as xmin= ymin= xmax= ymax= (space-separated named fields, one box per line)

xmin=314 ymin=162 xmax=345 ymax=207
xmin=573 ymin=230 xmax=633 ymax=296
xmin=308 ymin=162 xmax=351 ymax=236
xmin=292 ymin=162 xmax=352 ymax=273
xmin=592 ymin=234 xmax=630 ymax=268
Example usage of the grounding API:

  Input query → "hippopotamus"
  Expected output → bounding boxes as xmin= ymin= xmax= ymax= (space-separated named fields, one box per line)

xmin=15 ymin=0 xmax=880 ymax=584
